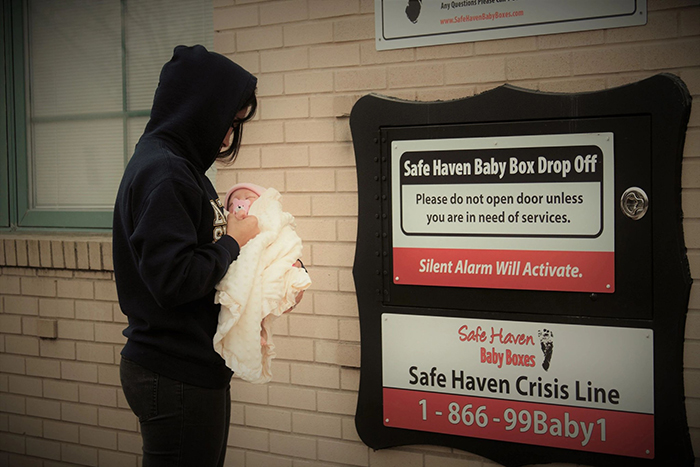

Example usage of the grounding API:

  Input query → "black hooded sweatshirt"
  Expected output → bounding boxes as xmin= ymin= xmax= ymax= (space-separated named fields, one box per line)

xmin=113 ymin=45 xmax=257 ymax=388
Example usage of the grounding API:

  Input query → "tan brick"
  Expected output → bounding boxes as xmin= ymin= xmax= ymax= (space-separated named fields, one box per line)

xmin=337 ymin=219 xmax=357 ymax=242
xmin=17 ymin=240 xmax=30 ymax=267
xmin=58 ymin=320 xmax=94 ymax=341
xmin=309 ymin=143 xmax=356 ymax=167
xmin=289 ymin=314 xmax=338 ymax=339
xmin=290 ymin=363 xmax=339 ymax=388
xmin=88 ymin=242 xmax=102 ymax=270
xmin=314 ymin=292 xmax=358 ymax=317
xmin=238 ymin=25 xmax=284 ymax=52
xmin=26 ymin=358 xmax=61 ymax=378
xmin=296 ymin=218 xmax=336 ymax=241
xmin=315 ymin=341 xmax=360 ymax=367
xmin=76 ymin=342 xmax=115 ymax=364
xmin=3 ymin=296 xmax=39 ymax=316
xmin=74 ymin=270 xmax=112 ymax=280
xmin=680 ymin=7 xmax=700 ymax=36
xmin=20 ymin=276 xmax=55 ymax=297
xmin=243 ymin=121 xmax=285 ymax=144
xmin=645 ymin=38 xmax=700 ymax=70
xmin=286 ymin=169 xmax=335 ymax=192
xmin=309 ymin=0 xmax=359 ymax=19
xmin=686 ymin=129 xmax=700 ymax=157
xmin=62 ymin=401 xmax=98 ymax=425
xmin=8 ymin=415 xmax=42 ymax=437
xmin=76 ymin=241 xmax=90 ymax=269
xmin=214 ymin=4 xmax=258 ymax=31
xmin=338 ymin=268 xmax=355 ymax=292
xmin=269 ymin=432 xmax=316 ymax=459
xmin=57 ymin=279 xmax=94 ymax=299
xmin=507 ymin=51 xmax=572 ymax=80
xmin=272 ymin=336 xmax=314 ymax=361
xmin=318 ymin=439 xmax=368 ymax=466
xmin=387 ymin=63 xmax=444 ymax=89
xmin=339 ymin=319 xmax=360 ymax=342
xmin=280 ymin=194 xmax=312 ymax=217
xmin=539 ymin=78 xmax=607 ymax=94
xmin=26 ymin=239 xmax=41 ymax=268
xmin=416 ymin=42 xmax=473 ymax=60
xmin=261 ymin=0 xmax=308 ymax=25
xmin=0 ymin=432 xmax=25 ymax=455
xmin=246 ymin=405 xmax=292 ymax=431
xmin=334 ymin=16 xmax=374 ymax=42
xmin=261 ymin=47 xmax=309 ymax=73
xmin=80 ymin=425 xmax=117 ymax=449
xmin=476 ymin=36 xmax=537 ymax=56
xmin=0 ymin=275 xmax=21 ymax=294
xmin=608 ymin=10 xmax=678 ymax=43
xmin=334 ymin=118 xmax=352 ymax=142
xmin=94 ymin=280 xmax=118 ymax=301
xmin=307 ymin=266 xmax=338 ymax=291
xmin=43 ymin=379 xmax=79 ymax=402
xmin=269 ymin=385 xmax=316 ymax=410
xmin=312 ymin=243 xmax=355 ymax=267
xmin=538 ymin=30 xmax=604 ymax=49
xmin=231 ymin=379 xmax=269 ymax=404
xmin=572 ymin=45 xmax=644 ymax=76
xmin=63 ymin=443 xmax=98 ymax=466
xmin=311 ymin=95 xmax=335 ymax=117
xmin=99 ymin=363 xmax=120 ymax=387
xmin=44 ymin=420 xmax=79 ymax=443
xmin=75 ymin=300 xmax=113 ymax=322
xmin=26 ymin=437 xmax=61 ymax=460
xmin=61 ymin=361 xmax=98 ymax=383
xmin=293 ymin=411 xmax=341 ymax=438
xmin=0 ymin=314 xmax=22 ymax=334
xmin=63 ymin=241 xmax=77 ymax=269
xmin=6 ymin=335 xmax=39 ymax=356
xmin=284 ymin=21 xmax=333 ymax=47
xmin=118 ymin=431 xmax=142 ymax=454
xmin=361 ymin=42 xmax=415 ymax=65
xmin=8 ymin=375 xmax=42 ymax=397
xmin=246 ymin=451 xmax=293 ymax=467
xmin=37 ymin=298 xmax=74 ymax=319
xmin=425 ymin=454 xmax=481 ymax=467
xmin=317 ymin=390 xmax=357 ymax=415
xmin=445 ymin=57 xmax=506 ymax=84
xmin=98 ymin=407 xmax=137 ymax=431
xmin=335 ymin=68 xmax=386 ymax=91
xmin=285 ymin=120 xmax=335 ymax=143
xmin=311 ymin=193 xmax=357 ymax=216
xmin=95 ymin=323 xmax=126 ymax=345
xmin=336 ymin=169 xmax=357 ymax=192
xmin=79 ymin=384 xmax=117 ymax=407
xmin=4 ymin=240 xmax=17 ymax=266
xmin=228 ymin=426 xmax=270 ymax=451
xmin=39 ymin=339 xmax=74 ymax=359
xmin=26 ymin=397 xmax=61 ymax=420
xmin=214 ymin=30 xmax=236 ymax=54
xmin=0 ymin=394 xmax=26 ymax=415
xmin=285 ymin=70 xmax=334 ymax=94
xmin=262 ymin=96 xmax=309 ymax=120
xmin=98 ymin=449 xmax=138 ymax=467
xmin=340 ymin=367 xmax=360 ymax=391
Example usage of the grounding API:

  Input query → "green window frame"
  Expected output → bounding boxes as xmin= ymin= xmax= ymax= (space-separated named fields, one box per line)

xmin=2 ymin=0 xmax=212 ymax=232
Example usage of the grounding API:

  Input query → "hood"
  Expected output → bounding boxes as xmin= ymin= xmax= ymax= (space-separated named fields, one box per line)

xmin=142 ymin=45 xmax=257 ymax=172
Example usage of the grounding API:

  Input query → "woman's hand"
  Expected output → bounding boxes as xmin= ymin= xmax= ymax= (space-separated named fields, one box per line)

xmin=226 ymin=214 xmax=259 ymax=246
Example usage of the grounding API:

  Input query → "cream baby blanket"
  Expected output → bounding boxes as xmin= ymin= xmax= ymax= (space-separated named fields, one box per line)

xmin=213 ymin=188 xmax=311 ymax=383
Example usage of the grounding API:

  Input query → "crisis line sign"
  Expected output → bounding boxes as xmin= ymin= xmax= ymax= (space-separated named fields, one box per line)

xmin=391 ymin=133 xmax=615 ymax=293
xmin=382 ymin=313 xmax=654 ymax=459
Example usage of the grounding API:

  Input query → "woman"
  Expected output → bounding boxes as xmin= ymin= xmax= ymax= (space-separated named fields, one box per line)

xmin=112 ymin=45 xmax=259 ymax=466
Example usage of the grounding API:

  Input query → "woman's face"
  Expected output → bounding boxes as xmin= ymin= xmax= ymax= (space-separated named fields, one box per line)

xmin=220 ymin=107 xmax=251 ymax=152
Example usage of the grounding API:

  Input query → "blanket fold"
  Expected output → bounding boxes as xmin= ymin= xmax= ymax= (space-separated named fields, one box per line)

xmin=213 ymin=188 xmax=311 ymax=383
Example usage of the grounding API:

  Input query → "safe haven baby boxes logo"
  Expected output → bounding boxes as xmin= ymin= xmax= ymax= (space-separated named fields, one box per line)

xmin=382 ymin=314 xmax=654 ymax=459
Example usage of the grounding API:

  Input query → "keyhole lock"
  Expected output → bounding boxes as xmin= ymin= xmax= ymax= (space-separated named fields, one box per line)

xmin=620 ymin=187 xmax=649 ymax=220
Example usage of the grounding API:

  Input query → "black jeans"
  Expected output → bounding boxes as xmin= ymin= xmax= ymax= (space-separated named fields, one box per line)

xmin=120 ymin=358 xmax=231 ymax=467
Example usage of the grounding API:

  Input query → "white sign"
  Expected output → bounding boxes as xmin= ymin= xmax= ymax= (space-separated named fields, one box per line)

xmin=391 ymin=133 xmax=615 ymax=293
xmin=382 ymin=313 xmax=655 ymax=458
xmin=376 ymin=0 xmax=647 ymax=50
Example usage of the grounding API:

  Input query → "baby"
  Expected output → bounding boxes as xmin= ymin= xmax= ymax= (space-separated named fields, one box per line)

xmin=214 ymin=182 xmax=310 ymax=383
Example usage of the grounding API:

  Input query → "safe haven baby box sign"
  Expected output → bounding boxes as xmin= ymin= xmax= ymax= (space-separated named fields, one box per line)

xmin=382 ymin=314 xmax=654 ymax=458
xmin=392 ymin=133 xmax=614 ymax=293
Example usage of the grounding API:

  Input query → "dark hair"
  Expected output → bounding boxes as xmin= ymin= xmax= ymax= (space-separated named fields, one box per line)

xmin=217 ymin=90 xmax=257 ymax=164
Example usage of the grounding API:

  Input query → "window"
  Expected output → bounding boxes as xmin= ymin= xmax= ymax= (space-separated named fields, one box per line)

xmin=2 ymin=0 xmax=213 ymax=230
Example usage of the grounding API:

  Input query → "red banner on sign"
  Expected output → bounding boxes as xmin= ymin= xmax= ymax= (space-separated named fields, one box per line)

xmin=383 ymin=387 xmax=653 ymax=459
xmin=393 ymin=248 xmax=614 ymax=293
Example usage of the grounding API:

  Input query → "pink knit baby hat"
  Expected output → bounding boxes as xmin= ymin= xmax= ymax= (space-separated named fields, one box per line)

xmin=223 ymin=182 xmax=267 ymax=210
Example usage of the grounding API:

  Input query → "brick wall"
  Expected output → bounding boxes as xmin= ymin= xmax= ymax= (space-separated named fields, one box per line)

xmin=1 ymin=0 xmax=699 ymax=465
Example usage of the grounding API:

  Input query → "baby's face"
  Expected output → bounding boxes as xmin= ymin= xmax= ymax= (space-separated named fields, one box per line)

xmin=227 ymin=188 xmax=259 ymax=214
